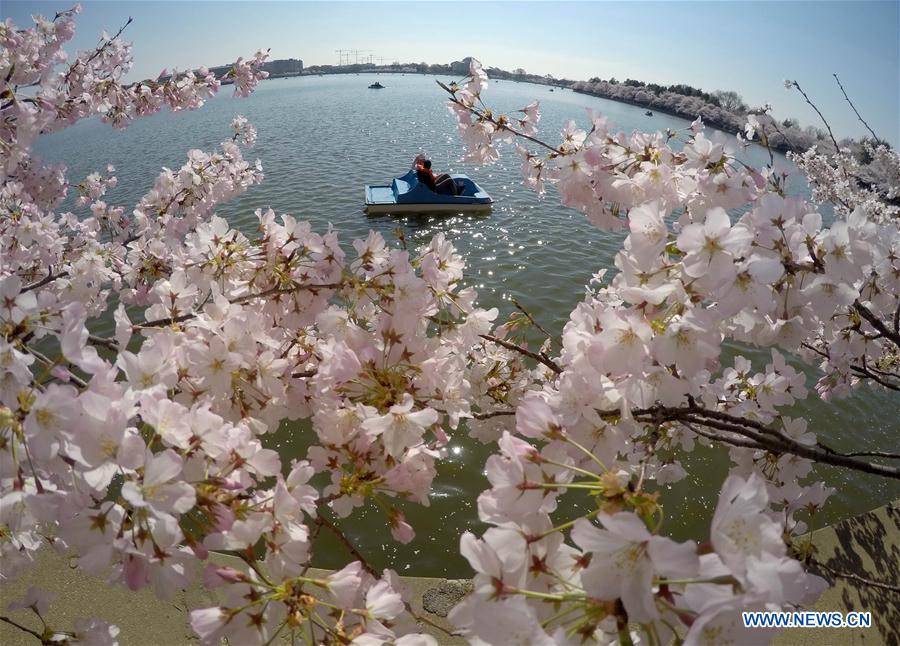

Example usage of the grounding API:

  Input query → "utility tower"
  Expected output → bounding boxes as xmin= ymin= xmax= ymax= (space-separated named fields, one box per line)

xmin=334 ymin=49 xmax=351 ymax=66
xmin=351 ymin=49 xmax=372 ymax=64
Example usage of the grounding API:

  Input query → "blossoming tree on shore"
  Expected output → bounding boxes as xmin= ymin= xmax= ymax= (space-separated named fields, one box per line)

xmin=2 ymin=6 xmax=898 ymax=645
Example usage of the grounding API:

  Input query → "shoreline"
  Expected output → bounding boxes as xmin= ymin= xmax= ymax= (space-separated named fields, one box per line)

xmin=278 ymin=70 xmax=797 ymax=154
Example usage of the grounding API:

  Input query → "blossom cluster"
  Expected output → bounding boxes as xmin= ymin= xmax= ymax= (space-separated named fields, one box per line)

xmin=2 ymin=9 xmax=898 ymax=646
xmin=443 ymin=59 xmax=899 ymax=644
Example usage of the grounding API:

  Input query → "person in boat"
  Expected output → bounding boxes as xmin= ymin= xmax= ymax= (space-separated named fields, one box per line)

xmin=415 ymin=158 xmax=457 ymax=195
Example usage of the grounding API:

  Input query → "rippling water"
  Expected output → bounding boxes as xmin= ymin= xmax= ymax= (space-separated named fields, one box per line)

xmin=37 ymin=74 xmax=899 ymax=576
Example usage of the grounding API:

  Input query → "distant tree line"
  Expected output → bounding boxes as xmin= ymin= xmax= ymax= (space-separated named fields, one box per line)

xmin=574 ymin=77 xmax=842 ymax=153
xmin=300 ymin=57 xmax=889 ymax=156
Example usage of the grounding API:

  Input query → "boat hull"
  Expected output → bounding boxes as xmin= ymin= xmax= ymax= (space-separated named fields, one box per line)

xmin=364 ymin=171 xmax=493 ymax=215
xmin=365 ymin=201 xmax=492 ymax=215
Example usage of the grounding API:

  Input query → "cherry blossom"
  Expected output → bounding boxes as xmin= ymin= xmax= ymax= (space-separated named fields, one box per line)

xmin=3 ymin=13 xmax=898 ymax=646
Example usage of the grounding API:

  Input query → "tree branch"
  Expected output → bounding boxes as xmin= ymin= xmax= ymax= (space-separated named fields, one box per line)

xmin=840 ymin=450 xmax=900 ymax=460
xmin=479 ymin=334 xmax=562 ymax=374
xmin=473 ymin=409 xmax=516 ymax=420
xmin=0 ymin=616 xmax=44 ymax=642
xmin=603 ymin=403 xmax=900 ymax=480
xmin=811 ymin=558 xmax=900 ymax=594
xmin=854 ymin=300 xmax=900 ymax=347
xmin=511 ymin=298 xmax=561 ymax=349
xmin=437 ymin=80 xmax=565 ymax=156
xmin=832 ymin=74 xmax=882 ymax=144
xmin=851 ymin=363 xmax=900 ymax=392
xmin=21 ymin=271 xmax=68 ymax=293
xmin=790 ymin=81 xmax=842 ymax=153
xmin=138 ymin=282 xmax=342 ymax=328
xmin=316 ymin=512 xmax=378 ymax=578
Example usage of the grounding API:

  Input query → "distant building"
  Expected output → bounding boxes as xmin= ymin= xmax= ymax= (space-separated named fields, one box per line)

xmin=204 ymin=58 xmax=303 ymax=80
xmin=263 ymin=58 xmax=303 ymax=76
xmin=449 ymin=57 xmax=473 ymax=75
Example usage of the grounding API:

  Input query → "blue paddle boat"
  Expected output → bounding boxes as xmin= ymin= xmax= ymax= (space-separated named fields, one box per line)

xmin=365 ymin=169 xmax=493 ymax=215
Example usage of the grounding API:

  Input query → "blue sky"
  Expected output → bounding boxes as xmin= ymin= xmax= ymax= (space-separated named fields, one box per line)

xmin=4 ymin=1 xmax=899 ymax=144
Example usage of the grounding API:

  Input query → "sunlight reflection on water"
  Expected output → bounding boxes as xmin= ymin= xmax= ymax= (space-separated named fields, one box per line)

xmin=37 ymin=74 xmax=899 ymax=576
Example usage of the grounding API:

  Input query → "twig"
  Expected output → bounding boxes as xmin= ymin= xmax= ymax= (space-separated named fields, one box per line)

xmin=472 ymin=409 xmax=516 ymax=420
xmin=841 ymin=450 xmax=900 ymax=460
xmin=25 ymin=346 xmax=87 ymax=389
xmin=601 ymin=403 xmax=900 ymax=480
xmin=854 ymin=300 xmax=900 ymax=347
xmin=790 ymin=81 xmax=842 ymax=153
xmin=0 ymin=616 xmax=44 ymax=642
xmin=802 ymin=341 xmax=899 ymax=392
xmin=479 ymin=334 xmax=562 ymax=375
xmin=64 ymin=17 xmax=133 ymax=85
xmin=436 ymin=80 xmax=564 ymax=156
xmin=316 ymin=512 xmax=378 ymax=578
xmin=88 ymin=334 xmax=119 ymax=351
xmin=21 ymin=271 xmax=68 ymax=293
xmin=681 ymin=421 xmax=763 ymax=451
xmin=139 ymin=282 xmax=341 ymax=328
xmin=811 ymin=559 xmax=900 ymax=594
xmin=850 ymin=364 xmax=900 ymax=392
xmin=511 ymin=298 xmax=561 ymax=349
xmin=833 ymin=74 xmax=882 ymax=143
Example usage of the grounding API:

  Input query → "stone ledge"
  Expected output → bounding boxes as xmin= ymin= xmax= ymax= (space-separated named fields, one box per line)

xmin=772 ymin=499 xmax=899 ymax=645
xmin=1 ymin=501 xmax=897 ymax=645
xmin=0 ymin=551 xmax=466 ymax=645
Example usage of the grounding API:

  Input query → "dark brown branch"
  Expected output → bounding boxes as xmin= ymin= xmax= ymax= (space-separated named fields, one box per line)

xmin=602 ymin=403 xmax=900 ymax=480
xmin=316 ymin=512 xmax=378 ymax=578
xmin=139 ymin=282 xmax=341 ymax=328
xmin=0 ymin=616 xmax=44 ymax=642
xmin=681 ymin=421 xmax=764 ymax=451
xmin=790 ymin=81 xmax=842 ymax=153
xmin=853 ymin=300 xmax=900 ymax=347
xmin=88 ymin=334 xmax=119 ymax=351
xmin=511 ymin=298 xmax=561 ymax=349
xmin=833 ymin=74 xmax=882 ymax=144
xmin=681 ymin=412 xmax=900 ymax=479
xmin=64 ymin=17 xmax=133 ymax=85
xmin=21 ymin=271 xmax=68 ymax=293
xmin=841 ymin=450 xmax=900 ymax=460
xmin=851 ymin=364 xmax=900 ymax=392
xmin=473 ymin=409 xmax=516 ymax=420
xmin=801 ymin=342 xmax=899 ymax=392
xmin=230 ymin=282 xmax=341 ymax=306
xmin=316 ymin=509 xmax=454 ymax=638
xmin=298 ymin=517 xmax=325 ymax=579
xmin=137 ymin=311 xmax=194 ymax=329
xmin=479 ymin=334 xmax=563 ymax=374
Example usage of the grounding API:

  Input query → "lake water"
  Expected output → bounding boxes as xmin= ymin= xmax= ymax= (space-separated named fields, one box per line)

xmin=36 ymin=74 xmax=899 ymax=576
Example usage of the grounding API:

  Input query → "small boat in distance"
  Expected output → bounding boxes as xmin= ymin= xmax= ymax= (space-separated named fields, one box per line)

xmin=369 ymin=81 xmax=385 ymax=89
xmin=645 ymin=110 xmax=653 ymax=116
xmin=549 ymin=88 xmax=554 ymax=92
xmin=365 ymin=169 xmax=493 ymax=214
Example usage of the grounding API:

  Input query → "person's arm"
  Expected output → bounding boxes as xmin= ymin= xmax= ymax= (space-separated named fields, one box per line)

xmin=416 ymin=168 xmax=437 ymax=191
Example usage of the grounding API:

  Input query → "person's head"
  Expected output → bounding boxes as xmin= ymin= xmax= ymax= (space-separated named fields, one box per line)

xmin=423 ymin=160 xmax=432 ymax=169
